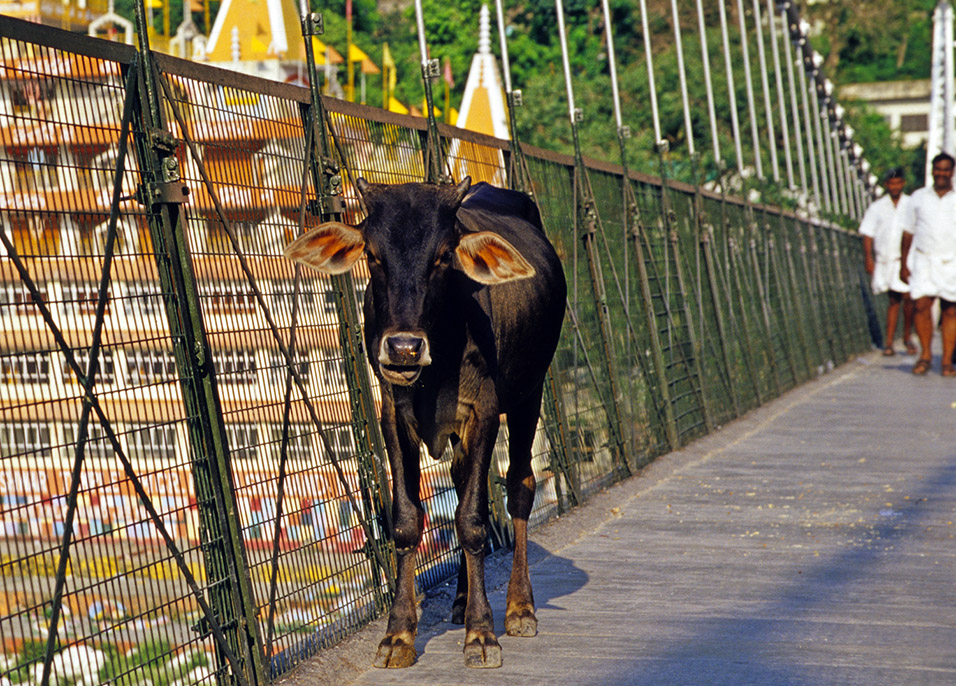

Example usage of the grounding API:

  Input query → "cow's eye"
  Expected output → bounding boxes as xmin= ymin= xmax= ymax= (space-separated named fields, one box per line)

xmin=437 ymin=249 xmax=454 ymax=267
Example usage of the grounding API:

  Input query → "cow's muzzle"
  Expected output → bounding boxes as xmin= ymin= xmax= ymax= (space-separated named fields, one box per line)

xmin=379 ymin=332 xmax=431 ymax=385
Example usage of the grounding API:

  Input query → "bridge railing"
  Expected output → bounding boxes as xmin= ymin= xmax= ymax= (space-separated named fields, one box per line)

xmin=0 ymin=16 xmax=881 ymax=686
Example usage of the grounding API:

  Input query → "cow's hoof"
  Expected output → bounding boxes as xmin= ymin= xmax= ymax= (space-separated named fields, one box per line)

xmin=505 ymin=608 xmax=537 ymax=637
xmin=463 ymin=631 xmax=502 ymax=668
xmin=372 ymin=634 xmax=416 ymax=669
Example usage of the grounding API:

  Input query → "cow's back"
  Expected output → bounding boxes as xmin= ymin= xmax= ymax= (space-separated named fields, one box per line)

xmin=457 ymin=184 xmax=566 ymax=407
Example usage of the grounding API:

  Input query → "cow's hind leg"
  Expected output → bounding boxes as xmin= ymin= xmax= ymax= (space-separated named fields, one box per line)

xmin=504 ymin=383 xmax=544 ymax=638
xmin=373 ymin=397 xmax=424 ymax=669
xmin=455 ymin=395 xmax=503 ymax=668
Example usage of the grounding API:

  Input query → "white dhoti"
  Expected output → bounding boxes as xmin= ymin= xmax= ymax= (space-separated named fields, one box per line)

xmin=908 ymin=251 xmax=956 ymax=302
xmin=871 ymin=256 xmax=909 ymax=295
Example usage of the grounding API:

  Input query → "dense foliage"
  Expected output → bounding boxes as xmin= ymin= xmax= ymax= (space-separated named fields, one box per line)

xmin=123 ymin=0 xmax=938 ymax=191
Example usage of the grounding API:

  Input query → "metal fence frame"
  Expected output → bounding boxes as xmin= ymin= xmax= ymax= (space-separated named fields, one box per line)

xmin=0 ymin=15 xmax=881 ymax=686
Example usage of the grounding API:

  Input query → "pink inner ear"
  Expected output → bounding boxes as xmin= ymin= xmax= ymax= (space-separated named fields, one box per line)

xmin=457 ymin=233 xmax=535 ymax=284
xmin=328 ymin=241 xmax=364 ymax=267
xmin=284 ymin=222 xmax=364 ymax=274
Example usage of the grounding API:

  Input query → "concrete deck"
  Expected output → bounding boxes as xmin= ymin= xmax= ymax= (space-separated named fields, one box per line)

xmin=281 ymin=349 xmax=956 ymax=686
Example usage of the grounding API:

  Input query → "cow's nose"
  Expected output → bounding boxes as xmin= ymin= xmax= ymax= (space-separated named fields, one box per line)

xmin=384 ymin=334 xmax=426 ymax=365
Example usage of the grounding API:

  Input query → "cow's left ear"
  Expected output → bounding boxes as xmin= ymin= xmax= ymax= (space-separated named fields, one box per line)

xmin=283 ymin=222 xmax=365 ymax=274
xmin=455 ymin=231 xmax=536 ymax=285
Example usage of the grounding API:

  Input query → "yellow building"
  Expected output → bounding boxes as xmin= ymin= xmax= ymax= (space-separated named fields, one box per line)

xmin=202 ymin=0 xmax=326 ymax=84
xmin=0 ymin=0 xmax=108 ymax=33
xmin=454 ymin=4 xmax=508 ymax=140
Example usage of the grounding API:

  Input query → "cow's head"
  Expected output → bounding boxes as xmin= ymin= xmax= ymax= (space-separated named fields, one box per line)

xmin=283 ymin=177 xmax=536 ymax=386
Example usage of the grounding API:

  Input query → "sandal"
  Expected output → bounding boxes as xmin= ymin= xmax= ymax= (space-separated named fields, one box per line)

xmin=942 ymin=364 xmax=956 ymax=377
xmin=882 ymin=347 xmax=895 ymax=356
xmin=913 ymin=359 xmax=932 ymax=375
xmin=905 ymin=340 xmax=918 ymax=355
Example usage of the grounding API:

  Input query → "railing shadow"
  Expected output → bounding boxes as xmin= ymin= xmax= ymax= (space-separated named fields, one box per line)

xmin=412 ymin=540 xmax=589 ymax=661
xmin=609 ymin=455 xmax=956 ymax=685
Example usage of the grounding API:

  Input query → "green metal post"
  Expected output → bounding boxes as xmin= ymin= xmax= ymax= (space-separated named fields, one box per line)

xmin=654 ymin=145 xmax=712 ymax=435
xmin=298 ymin=10 xmax=394 ymax=599
xmin=813 ymin=228 xmax=846 ymax=364
xmin=618 ymin=130 xmax=679 ymax=453
xmin=700 ymin=220 xmax=742 ymax=418
xmin=685 ymin=155 xmax=720 ymax=428
xmin=414 ymin=3 xmax=449 ymax=185
xmin=796 ymin=223 xmax=828 ymax=369
xmin=131 ymin=6 xmax=265 ymax=683
xmin=728 ymin=231 xmax=765 ymax=406
xmin=570 ymin=122 xmax=630 ymax=475
xmin=669 ymin=191 xmax=713 ymax=432
xmin=765 ymin=228 xmax=800 ymax=389
xmin=776 ymin=216 xmax=815 ymax=382
xmin=746 ymin=220 xmax=784 ymax=397
xmin=628 ymin=201 xmax=680 ymax=451
xmin=715 ymin=172 xmax=761 ymax=411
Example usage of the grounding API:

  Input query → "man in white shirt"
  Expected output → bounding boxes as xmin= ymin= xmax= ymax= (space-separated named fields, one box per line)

xmin=900 ymin=152 xmax=956 ymax=376
xmin=860 ymin=168 xmax=915 ymax=356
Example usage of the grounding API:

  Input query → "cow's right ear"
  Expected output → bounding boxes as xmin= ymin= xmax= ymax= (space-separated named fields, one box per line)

xmin=283 ymin=222 xmax=365 ymax=275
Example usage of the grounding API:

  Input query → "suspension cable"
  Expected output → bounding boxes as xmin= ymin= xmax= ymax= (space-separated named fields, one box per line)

xmin=695 ymin=0 xmax=722 ymax=167
xmin=767 ymin=0 xmax=794 ymax=188
xmin=494 ymin=0 xmax=513 ymax=94
xmin=601 ymin=0 xmax=623 ymax=133
xmin=413 ymin=0 xmax=448 ymax=183
xmin=780 ymin=11 xmax=810 ymax=202
xmin=718 ymin=0 xmax=744 ymax=175
xmin=555 ymin=0 xmax=578 ymax=128
xmin=736 ymin=0 xmax=764 ymax=179
xmin=639 ymin=0 xmax=663 ymax=145
xmin=795 ymin=55 xmax=820 ymax=210
xmin=752 ymin=0 xmax=780 ymax=182
xmin=669 ymin=0 xmax=695 ymax=157
xmin=808 ymin=73 xmax=833 ymax=214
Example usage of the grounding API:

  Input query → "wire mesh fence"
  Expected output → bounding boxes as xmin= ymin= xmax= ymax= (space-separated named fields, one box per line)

xmin=0 ymin=16 xmax=881 ymax=686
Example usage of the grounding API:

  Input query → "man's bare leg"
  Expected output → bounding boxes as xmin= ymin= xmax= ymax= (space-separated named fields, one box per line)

xmin=902 ymin=294 xmax=917 ymax=353
xmin=912 ymin=296 xmax=935 ymax=374
xmin=884 ymin=291 xmax=903 ymax=354
xmin=940 ymin=299 xmax=956 ymax=375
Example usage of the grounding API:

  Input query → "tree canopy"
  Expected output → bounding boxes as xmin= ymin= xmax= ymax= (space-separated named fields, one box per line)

xmin=122 ymin=0 xmax=939 ymax=192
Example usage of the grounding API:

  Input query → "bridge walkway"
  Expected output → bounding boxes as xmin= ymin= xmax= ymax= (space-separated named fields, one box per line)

xmin=284 ymin=348 xmax=956 ymax=686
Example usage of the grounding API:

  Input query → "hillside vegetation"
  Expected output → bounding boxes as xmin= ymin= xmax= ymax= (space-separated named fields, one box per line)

xmin=123 ymin=0 xmax=939 ymax=189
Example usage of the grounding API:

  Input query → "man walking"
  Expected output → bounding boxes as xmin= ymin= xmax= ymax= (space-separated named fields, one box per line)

xmin=860 ymin=168 xmax=915 ymax=356
xmin=900 ymin=152 xmax=956 ymax=375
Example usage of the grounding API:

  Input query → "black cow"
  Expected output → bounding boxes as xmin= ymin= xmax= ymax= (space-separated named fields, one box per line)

xmin=283 ymin=178 xmax=566 ymax=669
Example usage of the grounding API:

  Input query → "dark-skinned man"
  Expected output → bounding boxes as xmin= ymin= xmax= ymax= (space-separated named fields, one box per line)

xmin=900 ymin=152 xmax=956 ymax=376
xmin=860 ymin=167 xmax=915 ymax=356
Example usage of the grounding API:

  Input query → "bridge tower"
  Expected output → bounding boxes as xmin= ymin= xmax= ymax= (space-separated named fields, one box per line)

xmin=926 ymin=0 xmax=955 ymax=184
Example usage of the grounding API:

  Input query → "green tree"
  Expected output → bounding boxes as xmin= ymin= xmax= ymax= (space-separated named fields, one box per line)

xmin=800 ymin=0 xmax=935 ymax=83
xmin=105 ymin=0 xmax=924 ymax=199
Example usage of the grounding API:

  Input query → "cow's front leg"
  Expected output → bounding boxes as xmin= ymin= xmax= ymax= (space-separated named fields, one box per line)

xmin=455 ymin=395 xmax=502 ymax=668
xmin=448 ymin=435 xmax=468 ymax=625
xmin=374 ymin=547 xmax=420 ymax=668
xmin=374 ymin=396 xmax=424 ymax=669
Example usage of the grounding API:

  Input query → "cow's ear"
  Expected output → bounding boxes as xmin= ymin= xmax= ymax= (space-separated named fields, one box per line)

xmin=455 ymin=231 xmax=536 ymax=285
xmin=283 ymin=222 xmax=365 ymax=274
xmin=355 ymin=177 xmax=372 ymax=199
xmin=453 ymin=176 xmax=471 ymax=204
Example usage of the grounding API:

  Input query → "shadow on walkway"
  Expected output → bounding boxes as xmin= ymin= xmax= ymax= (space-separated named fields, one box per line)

xmin=611 ymin=456 xmax=956 ymax=685
xmin=412 ymin=540 xmax=590 ymax=661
